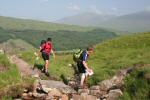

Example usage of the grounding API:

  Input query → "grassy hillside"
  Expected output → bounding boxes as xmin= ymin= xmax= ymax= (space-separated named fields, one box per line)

xmin=0 ymin=16 xmax=94 ymax=32
xmin=88 ymin=32 xmax=150 ymax=82
xmin=0 ymin=28 xmax=116 ymax=50
xmin=19 ymin=32 xmax=150 ymax=80
xmin=0 ymin=39 xmax=35 ymax=54
xmin=19 ymin=32 xmax=150 ymax=99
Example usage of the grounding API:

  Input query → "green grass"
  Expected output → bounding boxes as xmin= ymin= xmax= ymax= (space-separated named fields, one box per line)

xmin=88 ymin=32 xmax=150 ymax=84
xmin=0 ymin=54 xmax=34 ymax=98
xmin=19 ymin=51 xmax=74 ymax=80
xmin=119 ymin=65 xmax=150 ymax=100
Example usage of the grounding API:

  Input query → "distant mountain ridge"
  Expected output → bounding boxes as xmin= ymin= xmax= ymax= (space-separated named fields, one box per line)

xmin=100 ymin=10 xmax=150 ymax=32
xmin=55 ymin=12 xmax=116 ymax=26
xmin=0 ymin=16 xmax=94 ymax=32
xmin=56 ymin=11 xmax=150 ymax=32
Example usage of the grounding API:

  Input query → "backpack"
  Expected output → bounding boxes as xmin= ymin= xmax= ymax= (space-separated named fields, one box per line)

xmin=44 ymin=42 xmax=52 ymax=55
xmin=73 ymin=49 xmax=83 ymax=62
xmin=40 ymin=40 xmax=46 ymax=52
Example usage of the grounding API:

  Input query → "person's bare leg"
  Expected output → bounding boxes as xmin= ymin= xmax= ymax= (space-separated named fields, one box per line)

xmin=45 ymin=60 xmax=49 ymax=73
xmin=80 ymin=73 xmax=86 ymax=87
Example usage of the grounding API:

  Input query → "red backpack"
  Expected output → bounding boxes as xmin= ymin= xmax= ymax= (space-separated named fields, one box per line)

xmin=43 ymin=41 xmax=52 ymax=55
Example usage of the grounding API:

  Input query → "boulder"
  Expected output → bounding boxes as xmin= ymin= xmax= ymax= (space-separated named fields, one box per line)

xmin=90 ymin=89 xmax=101 ymax=96
xmin=78 ymin=88 xmax=89 ymax=94
xmin=107 ymin=89 xmax=123 ymax=100
xmin=98 ymin=79 xmax=114 ymax=91
xmin=72 ymin=94 xmax=97 ymax=100
xmin=90 ymin=86 xmax=100 ymax=90
xmin=39 ymin=80 xmax=76 ymax=94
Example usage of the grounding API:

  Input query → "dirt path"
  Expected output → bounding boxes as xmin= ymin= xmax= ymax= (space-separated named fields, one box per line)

xmin=9 ymin=55 xmax=40 ymax=77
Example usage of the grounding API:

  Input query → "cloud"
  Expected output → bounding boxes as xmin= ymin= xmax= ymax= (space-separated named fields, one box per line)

xmin=90 ymin=5 xmax=103 ymax=15
xmin=67 ymin=3 xmax=80 ymax=11
xmin=39 ymin=0 xmax=49 ymax=3
xmin=111 ymin=7 xmax=118 ymax=12
xmin=89 ymin=5 xmax=119 ymax=16
xmin=146 ymin=6 xmax=150 ymax=11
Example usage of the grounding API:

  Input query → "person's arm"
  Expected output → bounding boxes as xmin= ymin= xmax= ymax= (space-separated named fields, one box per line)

xmin=51 ymin=49 xmax=56 ymax=59
xmin=82 ymin=52 xmax=91 ymax=71
xmin=82 ymin=61 xmax=89 ymax=69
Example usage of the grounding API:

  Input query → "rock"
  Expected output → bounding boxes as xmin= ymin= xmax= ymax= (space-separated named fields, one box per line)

xmin=32 ymin=92 xmax=38 ymax=97
xmin=81 ymin=93 xmax=97 ymax=100
xmin=42 ymin=85 xmax=53 ymax=93
xmin=90 ymin=86 xmax=100 ymax=90
xmin=78 ymin=88 xmax=89 ymax=94
xmin=107 ymin=89 xmax=123 ymax=100
xmin=100 ymin=94 xmax=108 ymax=100
xmin=14 ymin=99 xmax=22 ymax=100
xmin=23 ymin=89 xmax=28 ymax=93
xmin=22 ymin=93 xmax=28 ymax=97
xmin=22 ymin=93 xmax=33 ymax=100
xmin=35 ymin=93 xmax=46 ymax=98
xmin=90 ymin=90 xmax=101 ymax=96
xmin=28 ymin=92 xmax=33 ymax=97
xmin=61 ymin=94 xmax=69 ymax=100
xmin=68 ymin=80 xmax=77 ymax=88
xmin=72 ymin=94 xmax=81 ymax=100
xmin=39 ymin=80 xmax=76 ymax=94
xmin=48 ymin=88 xmax=62 ymax=97
xmin=98 ymin=79 xmax=114 ymax=91
xmin=72 ymin=94 xmax=97 ymax=100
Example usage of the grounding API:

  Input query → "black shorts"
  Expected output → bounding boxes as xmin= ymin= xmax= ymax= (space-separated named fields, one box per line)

xmin=77 ymin=62 xmax=86 ymax=73
xmin=42 ymin=52 xmax=49 ymax=61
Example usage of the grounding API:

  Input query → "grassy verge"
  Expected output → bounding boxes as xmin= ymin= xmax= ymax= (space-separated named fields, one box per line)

xmin=0 ymin=54 xmax=34 ymax=99
xmin=120 ymin=65 xmax=150 ymax=100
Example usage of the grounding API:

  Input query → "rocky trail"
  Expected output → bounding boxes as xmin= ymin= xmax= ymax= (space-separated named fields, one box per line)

xmin=9 ymin=55 xmax=145 ymax=100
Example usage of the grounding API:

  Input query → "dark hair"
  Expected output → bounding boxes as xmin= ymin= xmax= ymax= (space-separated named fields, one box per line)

xmin=47 ymin=38 xmax=52 ymax=42
xmin=87 ymin=46 xmax=94 ymax=51
xmin=41 ymin=40 xmax=46 ymax=45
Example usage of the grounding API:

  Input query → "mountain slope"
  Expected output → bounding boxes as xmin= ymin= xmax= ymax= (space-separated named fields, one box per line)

xmin=100 ymin=11 xmax=150 ymax=32
xmin=88 ymin=32 xmax=150 ymax=83
xmin=0 ymin=16 xmax=94 ymax=32
xmin=56 ymin=11 xmax=150 ymax=32
xmin=0 ymin=39 xmax=35 ymax=54
xmin=0 ymin=27 xmax=117 ymax=50
xmin=55 ymin=12 xmax=116 ymax=26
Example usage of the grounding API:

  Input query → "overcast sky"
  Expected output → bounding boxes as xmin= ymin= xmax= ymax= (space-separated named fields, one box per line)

xmin=0 ymin=0 xmax=150 ymax=21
